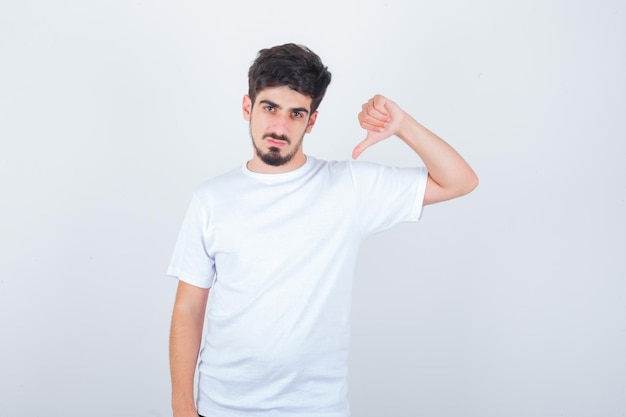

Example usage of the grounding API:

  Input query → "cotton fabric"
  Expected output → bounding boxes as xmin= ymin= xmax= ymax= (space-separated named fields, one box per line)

xmin=167 ymin=156 xmax=428 ymax=417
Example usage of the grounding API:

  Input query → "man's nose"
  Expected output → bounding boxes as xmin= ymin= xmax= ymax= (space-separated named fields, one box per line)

xmin=270 ymin=114 xmax=290 ymax=133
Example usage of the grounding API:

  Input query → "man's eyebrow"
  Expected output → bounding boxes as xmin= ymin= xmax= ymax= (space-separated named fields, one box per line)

xmin=259 ymin=99 xmax=309 ymax=115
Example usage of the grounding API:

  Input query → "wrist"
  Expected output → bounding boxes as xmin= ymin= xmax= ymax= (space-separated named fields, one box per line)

xmin=172 ymin=395 xmax=197 ymax=414
xmin=172 ymin=404 xmax=197 ymax=417
xmin=395 ymin=112 xmax=420 ymax=142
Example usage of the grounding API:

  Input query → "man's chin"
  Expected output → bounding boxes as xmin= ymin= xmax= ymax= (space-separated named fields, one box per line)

xmin=259 ymin=150 xmax=292 ymax=167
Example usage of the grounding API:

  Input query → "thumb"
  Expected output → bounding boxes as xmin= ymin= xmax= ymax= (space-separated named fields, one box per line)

xmin=352 ymin=133 xmax=376 ymax=159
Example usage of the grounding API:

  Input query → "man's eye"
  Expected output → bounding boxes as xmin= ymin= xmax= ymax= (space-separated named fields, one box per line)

xmin=265 ymin=105 xmax=275 ymax=112
xmin=292 ymin=112 xmax=303 ymax=118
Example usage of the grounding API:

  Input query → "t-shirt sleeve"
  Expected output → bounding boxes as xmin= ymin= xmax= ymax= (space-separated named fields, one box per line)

xmin=166 ymin=193 xmax=216 ymax=288
xmin=348 ymin=161 xmax=428 ymax=237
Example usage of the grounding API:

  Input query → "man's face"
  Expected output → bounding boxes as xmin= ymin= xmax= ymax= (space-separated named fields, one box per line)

xmin=243 ymin=86 xmax=318 ymax=171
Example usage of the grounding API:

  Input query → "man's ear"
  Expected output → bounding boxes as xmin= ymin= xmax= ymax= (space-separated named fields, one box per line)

xmin=305 ymin=111 xmax=319 ymax=133
xmin=242 ymin=95 xmax=252 ymax=121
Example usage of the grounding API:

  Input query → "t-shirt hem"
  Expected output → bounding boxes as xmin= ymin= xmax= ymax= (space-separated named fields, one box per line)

xmin=166 ymin=268 xmax=213 ymax=289
xmin=197 ymin=406 xmax=348 ymax=417
xmin=410 ymin=167 xmax=429 ymax=221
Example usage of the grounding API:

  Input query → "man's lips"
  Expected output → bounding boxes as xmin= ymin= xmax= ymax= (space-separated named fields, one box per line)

xmin=267 ymin=138 xmax=287 ymax=147
xmin=264 ymin=134 xmax=290 ymax=148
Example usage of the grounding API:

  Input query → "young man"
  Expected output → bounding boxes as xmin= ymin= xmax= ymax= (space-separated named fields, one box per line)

xmin=168 ymin=43 xmax=478 ymax=417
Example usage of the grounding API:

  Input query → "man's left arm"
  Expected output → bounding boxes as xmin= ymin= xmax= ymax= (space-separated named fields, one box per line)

xmin=352 ymin=94 xmax=478 ymax=205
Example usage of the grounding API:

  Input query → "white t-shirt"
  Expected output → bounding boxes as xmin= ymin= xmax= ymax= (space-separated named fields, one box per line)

xmin=167 ymin=156 xmax=428 ymax=417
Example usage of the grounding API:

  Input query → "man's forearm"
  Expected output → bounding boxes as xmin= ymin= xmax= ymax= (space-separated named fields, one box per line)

xmin=397 ymin=113 xmax=478 ymax=204
xmin=353 ymin=95 xmax=478 ymax=204
xmin=169 ymin=282 xmax=209 ymax=416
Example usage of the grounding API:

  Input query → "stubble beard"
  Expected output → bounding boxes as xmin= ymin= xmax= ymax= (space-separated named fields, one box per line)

xmin=251 ymin=131 xmax=304 ymax=167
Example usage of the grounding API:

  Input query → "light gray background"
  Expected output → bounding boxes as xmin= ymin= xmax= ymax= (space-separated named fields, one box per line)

xmin=1 ymin=1 xmax=624 ymax=416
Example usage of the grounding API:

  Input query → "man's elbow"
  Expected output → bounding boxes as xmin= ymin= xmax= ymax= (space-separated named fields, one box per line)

xmin=424 ymin=172 xmax=479 ymax=205
xmin=464 ymin=171 xmax=479 ymax=195
xmin=451 ymin=171 xmax=479 ymax=200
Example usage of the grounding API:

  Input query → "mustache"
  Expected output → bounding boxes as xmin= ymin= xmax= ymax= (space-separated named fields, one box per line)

xmin=264 ymin=133 xmax=290 ymax=144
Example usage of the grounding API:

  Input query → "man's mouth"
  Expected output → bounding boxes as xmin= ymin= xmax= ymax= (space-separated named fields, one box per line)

xmin=264 ymin=133 xmax=290 ymax=147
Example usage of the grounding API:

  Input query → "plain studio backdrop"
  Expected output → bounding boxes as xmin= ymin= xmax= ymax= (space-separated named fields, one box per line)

xmin=1 ymin=1 xmax=624 ymax=416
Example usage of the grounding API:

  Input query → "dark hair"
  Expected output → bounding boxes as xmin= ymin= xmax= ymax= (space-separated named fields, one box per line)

xmin=248 ymin=43 xmax=332 ymax=113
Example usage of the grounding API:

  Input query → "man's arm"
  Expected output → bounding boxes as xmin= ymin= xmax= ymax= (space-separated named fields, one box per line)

xmin=170 ymin=280 xmax=209 ymax=417
xmin=352 ymin=95 xmax=478 ymax=205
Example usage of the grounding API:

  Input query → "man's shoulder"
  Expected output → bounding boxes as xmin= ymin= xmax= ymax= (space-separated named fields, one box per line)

xmin=308 ymin=156 xmax=355 ymax=173
xmin=190 ymin=157 xmax=397 ymax=194
xmin=192 ymin=165 xmax=244 ymax=198
xmin=312 ymin=156 xmax=393 ymax=177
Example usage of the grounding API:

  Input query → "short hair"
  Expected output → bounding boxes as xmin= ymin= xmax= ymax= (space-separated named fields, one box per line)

xmin=248 ymin=43 xmax=332 ymax=113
